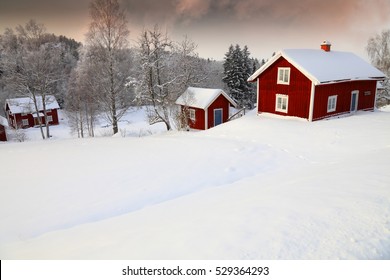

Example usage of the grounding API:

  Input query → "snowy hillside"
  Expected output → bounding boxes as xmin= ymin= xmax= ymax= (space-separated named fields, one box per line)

xmin=0 ymin=108 xmax=390 ymax=259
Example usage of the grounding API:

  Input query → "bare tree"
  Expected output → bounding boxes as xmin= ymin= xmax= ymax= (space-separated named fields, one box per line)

xmin=1 ymin=20 xmax=64 ymax=139
xmin=86 ymin=0 xmax=132 ymax=135
xmin=136 ymin=26 xmax=175 ymax=130
xmin=367 ymin=29 xmax=390 ymax=106
xmin=66 ymin=48 xmax=100 ymax=138
xmin=136 ymin=27 xmax=209 ymax=131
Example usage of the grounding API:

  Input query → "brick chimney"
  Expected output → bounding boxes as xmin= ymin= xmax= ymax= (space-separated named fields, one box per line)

xmin=321 ymin=40 xmax=331 ymax=52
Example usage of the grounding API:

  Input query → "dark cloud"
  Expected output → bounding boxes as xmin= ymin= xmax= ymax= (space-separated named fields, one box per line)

xmin=1 ymin=0 xmax=389 ymax=59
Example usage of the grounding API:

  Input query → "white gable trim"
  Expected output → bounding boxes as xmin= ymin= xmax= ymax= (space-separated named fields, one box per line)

xmin=248 ymin=52 xmax=283 ymax=82
xmin=203 ymin=90 xmax=237 ymax=111
xmin=248 ymin=51 xmax=320 ymax=85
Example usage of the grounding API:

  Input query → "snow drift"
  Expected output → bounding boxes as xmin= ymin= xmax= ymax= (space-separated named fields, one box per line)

xmin=0 ymin=108 xmax=389 ymax=259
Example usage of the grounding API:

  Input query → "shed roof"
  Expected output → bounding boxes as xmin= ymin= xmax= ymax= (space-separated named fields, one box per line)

xmin=176 ymin=87 xmax=237 ymax=109
xmin=6 ymin=95 xmax=60 ymax=114
xmin=248 ymin=49 xmax=386 ymax=85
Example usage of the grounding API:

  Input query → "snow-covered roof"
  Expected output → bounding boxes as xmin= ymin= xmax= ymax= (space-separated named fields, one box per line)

xmin=176 ymin=87 xmax=237 ymax=109
xmin=6 ymin=95 xmax=60 ymax=114
xmin=0 ymin=116 xmax=8 ymax=127
xmin=248 ymin=49 xmax=386 ymax=85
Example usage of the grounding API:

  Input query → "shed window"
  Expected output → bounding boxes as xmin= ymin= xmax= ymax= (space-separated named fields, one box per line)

xmin=47 ymin=115 xmax=53 ymax=123
xmin=327 ymin=95 xmax=337 ymax=113
xmin=275 ymin=94 xmax=288 ymax=113
xmin=189 ymin=109 xmax=195 ymax=121
xmin=277 ymin=67 xmax=290 ymax=85
xmin=22 ymin=119 xmax=29 ymax=126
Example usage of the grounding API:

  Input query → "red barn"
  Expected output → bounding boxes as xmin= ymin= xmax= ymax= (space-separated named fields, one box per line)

xmin=176 ymin=87 xmax=237 ymax=130
xmin=5 ymin=95 xmax=60 ymax=129
xmin=248 ymin=41 xmax=386 ymax=121
xmin=0 ymin=116 xmax=8 ymax=142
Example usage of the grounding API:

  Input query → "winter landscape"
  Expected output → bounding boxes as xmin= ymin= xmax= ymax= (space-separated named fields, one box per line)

xmin=1 ymin=106 xmax=390 ymax=259
xmin=1 ymin=0 xmax=390 ymax=262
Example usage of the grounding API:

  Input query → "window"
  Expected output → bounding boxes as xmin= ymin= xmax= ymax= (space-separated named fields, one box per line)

xmin=189 ymin=109 xmax=195 ymax=121
xmin=275 ymin=94 xmax=288 ymax=113
xmin=327 ymin=95 xmax=337 ymax=113
xmin=277 ymin=67 xmax=290 ymax=85
xmin=22 ymin=119 xmax=29 ymax=126
xmin=47 ymin=116 xmax=53 ymax=123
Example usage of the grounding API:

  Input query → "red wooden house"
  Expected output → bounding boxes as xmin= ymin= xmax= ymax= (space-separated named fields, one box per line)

xmin=248 ymin=41 xmax=386 ymax=121
xmin=0 ymin=116 xmax=8 ymax=142
xmin=5 ymin=95 xmax=60 ymax=129
xmin=176 ymin=87 xmax=237 ymax=130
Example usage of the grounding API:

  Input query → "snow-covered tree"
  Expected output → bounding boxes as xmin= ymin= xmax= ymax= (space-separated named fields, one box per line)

xmin=136 ymin=26 xmax=207 ymax=131
xmin=86 ymin=0 xmax=132 ymax=135
xmin=367 ymin=29 xmax=390 ymax=106
xmin=136 ymin=25 xmax=175 ymax=130
xmin=223 ymin=44 xmax=257 ymax=108
xmin=1 ymin=20 xmax=66 ymax=139
xmin=66 ymin=48 xmax=101 ymax=138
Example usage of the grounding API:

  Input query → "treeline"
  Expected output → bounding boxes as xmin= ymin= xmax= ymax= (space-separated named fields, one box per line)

xmin=0 ymin=0 xmax=263 ymax=139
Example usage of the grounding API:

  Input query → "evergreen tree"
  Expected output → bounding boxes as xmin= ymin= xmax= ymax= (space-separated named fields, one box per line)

xmin=223 ymin=44 xmax=257 ymax=108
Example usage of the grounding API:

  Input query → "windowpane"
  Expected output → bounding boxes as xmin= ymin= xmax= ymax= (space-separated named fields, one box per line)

xmin=279 ymin=70 xmax=284 ymax=82
xmin=282 ymin=99 xmax=287 ymax=110
xmin=284 ymin=69 xmax=289 ymax=83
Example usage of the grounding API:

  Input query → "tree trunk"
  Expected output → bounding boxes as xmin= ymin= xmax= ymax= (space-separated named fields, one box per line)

xmin=31 ymin=93 xmax=46 ymax=140
xmin=42 ymin=97 xmax=50 ymax=139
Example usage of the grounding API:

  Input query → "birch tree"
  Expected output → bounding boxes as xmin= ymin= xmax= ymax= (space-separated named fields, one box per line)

xmin=86 ymin=0 xmax=132 ymax=135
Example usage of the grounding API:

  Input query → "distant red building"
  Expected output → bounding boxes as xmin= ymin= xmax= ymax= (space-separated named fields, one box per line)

xmin=176 ymin=87 xmax=237 ymax=130
xmin=5 ymin=95 xmax=60 ymax=129
xmin=248 ymin=41 xmax=386 ymax=121
xmin=0 ymin=116 xmax=7 ymax=141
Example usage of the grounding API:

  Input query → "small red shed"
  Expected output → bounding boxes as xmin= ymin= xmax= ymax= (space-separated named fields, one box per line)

xmin=0 ymin=116 xmax=8 ymax=142
xmin=248 ymin=41 xmax=386 ymax=121
xmin=176 ymin=87 xmax=237 ymax=130
xmin=5 ymin=95 xmax=60 ymax=129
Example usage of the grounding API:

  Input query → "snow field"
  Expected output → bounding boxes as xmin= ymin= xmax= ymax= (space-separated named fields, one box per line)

xmin=0 ymin=108 xmax=389 ymax=259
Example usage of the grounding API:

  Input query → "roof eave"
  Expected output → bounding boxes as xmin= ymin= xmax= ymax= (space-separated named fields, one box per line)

xmin=318 ymin=76 xmax=387 ymax=85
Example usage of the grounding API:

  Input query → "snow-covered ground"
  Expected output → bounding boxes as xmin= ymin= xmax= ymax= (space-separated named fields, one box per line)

xmin=0 ymin=107 xmax=389 ymax=259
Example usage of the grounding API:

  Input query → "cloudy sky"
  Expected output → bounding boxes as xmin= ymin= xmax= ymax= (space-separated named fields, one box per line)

xmin=1 ymin=0 xmax=389 ymax=61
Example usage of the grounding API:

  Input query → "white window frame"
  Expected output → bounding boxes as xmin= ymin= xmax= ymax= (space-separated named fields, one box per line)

xmin=189 ymin=109 xmax=195 ymax=121
xmin=47 ymin=115 xmax=53 ymax=123
xmin=327 ymin=95 xmax=337 ymax=113
xmin=22 ymin=119 xmax=29 ymax=126
xmin=277 ymin=67 xmax=290 ymax=85
xmin=275 ymin=94 xmax=288 ymax=113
